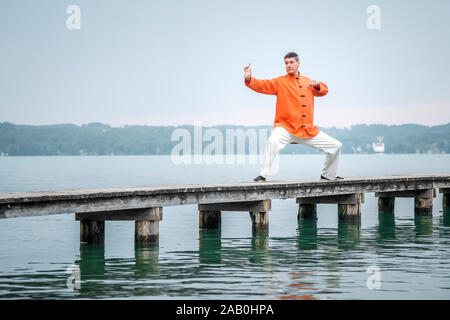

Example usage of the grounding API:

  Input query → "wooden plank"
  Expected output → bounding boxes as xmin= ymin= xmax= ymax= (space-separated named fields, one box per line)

xmin=198 ymin=200 xmax=271 ymax=212
xmin=1 ymin=174 xmax=449 ymax=204
xmin=439 ymin=187 xmax=450 ymax=194
xmin=75 ymin=207 xmax=163 ymax=221
xmin=375 ymin=189 xmax=435 ymax=198
xmin=296 ymin=193 xmax=364 ymax=204
xmin=0 ymin=174 xmax=449 ymax=218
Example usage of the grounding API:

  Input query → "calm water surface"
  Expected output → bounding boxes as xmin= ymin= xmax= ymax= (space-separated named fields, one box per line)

xmin=0 ymin=154 xmax=449 ymax=299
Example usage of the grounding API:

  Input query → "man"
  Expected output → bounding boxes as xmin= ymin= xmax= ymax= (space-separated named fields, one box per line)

xmin=244 ymin=52 xmax=344 ymax=182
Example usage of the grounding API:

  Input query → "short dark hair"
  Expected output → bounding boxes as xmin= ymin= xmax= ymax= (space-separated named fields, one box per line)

xmin=284 ymin=52 xmax=299 ymax=61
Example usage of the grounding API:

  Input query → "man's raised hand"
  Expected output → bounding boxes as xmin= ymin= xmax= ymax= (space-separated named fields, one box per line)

xmin=244 ymin=63 xmax=252 ymax=81
xmin=309 ymin=80 xmax=321 ymax=90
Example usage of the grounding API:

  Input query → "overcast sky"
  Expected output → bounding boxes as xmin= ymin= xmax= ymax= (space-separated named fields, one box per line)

xmin=1 ymin=0 xmax=449 ymax=128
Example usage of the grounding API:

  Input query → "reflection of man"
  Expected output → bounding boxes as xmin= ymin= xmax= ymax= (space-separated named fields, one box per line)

xmin=244 ymin=52 xmax=344 ymax=182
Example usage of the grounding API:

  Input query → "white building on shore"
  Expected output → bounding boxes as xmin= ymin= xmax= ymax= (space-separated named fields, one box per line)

xmin=372 ymin=136 xmax=385 ymax=153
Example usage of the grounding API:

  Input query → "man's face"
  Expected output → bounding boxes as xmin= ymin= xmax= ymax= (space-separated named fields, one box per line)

xmin=285 ymin=57 xmax=300 ymax=75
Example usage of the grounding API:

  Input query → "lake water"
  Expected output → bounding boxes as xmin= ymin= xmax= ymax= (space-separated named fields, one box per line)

xmin=0 ymin=154 xmax=449 ymax=299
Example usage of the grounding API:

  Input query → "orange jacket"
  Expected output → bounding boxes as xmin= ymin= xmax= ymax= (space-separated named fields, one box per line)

xmin=245 ymin=71 xmax=328 ymax=141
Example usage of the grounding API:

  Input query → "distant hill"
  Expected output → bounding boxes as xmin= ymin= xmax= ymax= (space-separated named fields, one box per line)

xmin=0 ymin=122 xmax=449 ymax=156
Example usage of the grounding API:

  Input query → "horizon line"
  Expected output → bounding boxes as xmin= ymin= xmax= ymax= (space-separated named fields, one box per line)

xmin=1 ymin=121 xmax=450 ymax=129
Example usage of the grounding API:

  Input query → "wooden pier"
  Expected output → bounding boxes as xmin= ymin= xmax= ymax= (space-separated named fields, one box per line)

xmin=0 ymin=174 xmax=449 ymax=244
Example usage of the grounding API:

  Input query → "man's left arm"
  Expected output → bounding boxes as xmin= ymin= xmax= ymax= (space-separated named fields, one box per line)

xmin=309 ymin=81 xmax=328 ymax=97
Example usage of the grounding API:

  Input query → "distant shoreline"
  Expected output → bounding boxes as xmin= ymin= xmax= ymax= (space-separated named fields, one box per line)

xmin=1 ymin=122 xmax=449 ymax=156
xmin=0 ymin=153 xmax=449 ymax=157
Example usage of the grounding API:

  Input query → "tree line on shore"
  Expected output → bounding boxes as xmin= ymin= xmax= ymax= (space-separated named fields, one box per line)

xmin=0 ymin=122 xmax=448 ymax=156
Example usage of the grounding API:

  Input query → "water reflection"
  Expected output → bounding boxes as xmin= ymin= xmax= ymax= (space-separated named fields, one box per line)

xmin=440 ymin=209 xmax=450 ymax=242
xmin=2 ymin=208 xmax=450 ymax=299
xmin=199 ymin=229 xmax=222 ymax=264
xmin=337 ymin=220 xmax=361 ymax=250
xmin=134 ymin=243 xmax=160 ymax=275
xmin=249 ymin=229 xmax=269 ymax=264
xmin=442 ymin=208 xmax=450 ymax=227
xmin=414 ymin=214 xmax=433 ymax=236
xmin=297 ymin=218 xmax=318 ymax=250
xmin=251 ymin=229 xmax=269 ymax=251
xmin=276 ymin=271 xmax=318 ymax=300
xmin=77 ymin=243 xmax=106 ymax=296
xmin=75 ymin=242 xmax=162 ymax=298
xmin=378 ymin=212 xmax=396 ymax=241
xmin=133 ymin=243 xmax=161 ymax=296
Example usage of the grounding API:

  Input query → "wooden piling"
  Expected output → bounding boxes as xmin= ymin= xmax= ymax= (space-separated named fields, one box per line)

xmin=338 ymin=193 xmax=364 ymax=222
xmin=135 ymin=220 xmax=159 ymax=243
xmin=414 ymin=189 xmax=434 ymax=215
xmin=77 ymin=207 xmax=163 ymax=244
xmin=298 ymin=203 xmax=317 ymax=220
xmin=296 ymin=194 xmax=364 ymax=221
xmin=376 ymin=189 xmax=436 ymax=215
xmin=80 ymin=220 xmax=104 ymax=244
xmin=377 ymin=197 xmax=395 ymax=214
xmin=444 ymin=193 xmax=450 ymax=211
xmin=198 ymin=200 xmax=271 ymax=232
xmin=199 ymin=210 xmax=221 ymax=229
xmin=134 ymin=207 xmax=163 ymax=244
xmin=249 ymin=211 xmax=269 ymax=232
xmin=439 ymin=188 xmax=450 ymax=212
xmin=338 ymin=203 xmax=361 ymax=221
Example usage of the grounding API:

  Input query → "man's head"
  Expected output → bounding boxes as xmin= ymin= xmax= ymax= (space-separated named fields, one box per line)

xmin=284 ymin=52 xmax=300 ymax=75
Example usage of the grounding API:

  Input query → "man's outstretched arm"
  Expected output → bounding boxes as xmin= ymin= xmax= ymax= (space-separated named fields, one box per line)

xmin=244 ymin=63 xmax=279 ymax=95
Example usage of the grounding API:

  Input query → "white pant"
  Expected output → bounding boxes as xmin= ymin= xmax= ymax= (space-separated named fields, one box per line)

xmin=260 ymin=126 xmax=342 ymax=180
